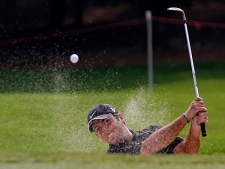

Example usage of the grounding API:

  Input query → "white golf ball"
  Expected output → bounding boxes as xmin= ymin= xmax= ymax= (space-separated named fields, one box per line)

xmin=70 ymin=54 xmax=79 ymax=63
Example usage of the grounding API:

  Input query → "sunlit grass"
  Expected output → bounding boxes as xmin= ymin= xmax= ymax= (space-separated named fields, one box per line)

xmin=0 ymin=62 xmax=225 ymax=168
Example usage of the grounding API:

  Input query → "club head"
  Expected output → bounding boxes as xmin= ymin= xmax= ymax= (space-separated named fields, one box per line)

xmin=167 ymin=7 xmax=184 ymax=12
xmin=167 ymin=7 xmax=186 ymax=20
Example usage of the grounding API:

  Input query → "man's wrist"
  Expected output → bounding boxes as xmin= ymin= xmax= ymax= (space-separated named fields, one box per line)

xmin=182 ymin=114 xmax=190 ymax=123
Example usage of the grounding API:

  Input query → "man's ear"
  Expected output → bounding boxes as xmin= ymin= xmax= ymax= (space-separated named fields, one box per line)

xmin=118 ymin=113 xmax=125 ymax=124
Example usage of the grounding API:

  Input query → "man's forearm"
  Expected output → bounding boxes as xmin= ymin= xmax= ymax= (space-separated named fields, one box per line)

xmin=173 ymin=119 xmax=201 ymax=154
xmin=183 ymin=125 xmax=200 ymax=154
xmin=140 ymin=116 xmax=187 ymax=154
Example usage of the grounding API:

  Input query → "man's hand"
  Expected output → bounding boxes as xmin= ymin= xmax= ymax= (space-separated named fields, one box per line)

xmin=184 ymin=97 xmax=207 ymax=121
xmin=191 ymin=111 xmax=208 ymax=134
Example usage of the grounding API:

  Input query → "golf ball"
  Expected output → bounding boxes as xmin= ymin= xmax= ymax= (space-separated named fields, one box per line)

xmin=70 ymin=54 xmax=79 ymax=63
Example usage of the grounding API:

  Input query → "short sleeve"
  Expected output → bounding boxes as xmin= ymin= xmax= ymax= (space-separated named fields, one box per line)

xmin=156 ymin=136 xmax=184 ymax=154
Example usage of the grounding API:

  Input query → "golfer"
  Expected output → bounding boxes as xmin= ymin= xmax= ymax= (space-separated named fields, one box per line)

xmin=87 ymin=97 xmax=208 ymax=154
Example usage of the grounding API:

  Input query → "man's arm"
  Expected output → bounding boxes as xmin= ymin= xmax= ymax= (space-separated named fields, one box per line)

xmin=140 ymin=116 xmax=187 ymax=154
xmin=173 ymin=111 xmax=208 ymax=154
xmin=140 ymin=97 xmax=207 ymax=154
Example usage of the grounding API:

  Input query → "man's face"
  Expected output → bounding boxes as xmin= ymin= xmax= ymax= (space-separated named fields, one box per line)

xmin=92 ymin=114 xmax=131 ymax=144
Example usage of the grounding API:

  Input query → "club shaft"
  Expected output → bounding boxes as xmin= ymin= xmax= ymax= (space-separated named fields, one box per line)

xmin=183 ymin=20 xmax=207 ymax=137
xmin=184 ymin=22 xmax=199 ymax=97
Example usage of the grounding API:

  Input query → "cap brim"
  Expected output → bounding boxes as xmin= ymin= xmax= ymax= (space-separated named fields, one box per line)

xmin=88 ymin=114 xmax=111 ymax=132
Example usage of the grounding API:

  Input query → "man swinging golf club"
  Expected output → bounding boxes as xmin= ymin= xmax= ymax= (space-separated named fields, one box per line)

xmin=87 ymin=97 xmax=208 ymax=154
xmin=87 ymin=7 xmax=208 ymax=154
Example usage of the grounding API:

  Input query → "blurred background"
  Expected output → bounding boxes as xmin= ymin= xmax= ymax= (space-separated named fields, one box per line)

xmin=0 ymin=0 xmax=225 ymax=69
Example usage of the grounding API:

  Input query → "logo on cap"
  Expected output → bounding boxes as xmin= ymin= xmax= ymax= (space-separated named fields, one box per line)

xmin=89 ymin=111 xmax=97 ymax=119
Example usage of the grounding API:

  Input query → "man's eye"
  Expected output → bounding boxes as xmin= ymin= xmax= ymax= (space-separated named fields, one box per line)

xmin=105 ymin=119 xmax=110 ymax=124
xmin=96 ymin=128 xmax=101 ymax=132
xmin=94 ymin=127 xmax=102 ymax=132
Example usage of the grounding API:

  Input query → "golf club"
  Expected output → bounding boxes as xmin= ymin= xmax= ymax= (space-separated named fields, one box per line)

xmin=167 ymin=7 xmax=207 ymax=137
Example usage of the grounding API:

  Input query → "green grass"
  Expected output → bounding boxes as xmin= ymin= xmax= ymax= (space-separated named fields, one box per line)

xmin=0 ymin=62 xmax=225 ymax=168
xmin=0 ymin=153 xmax=225 ymax=169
